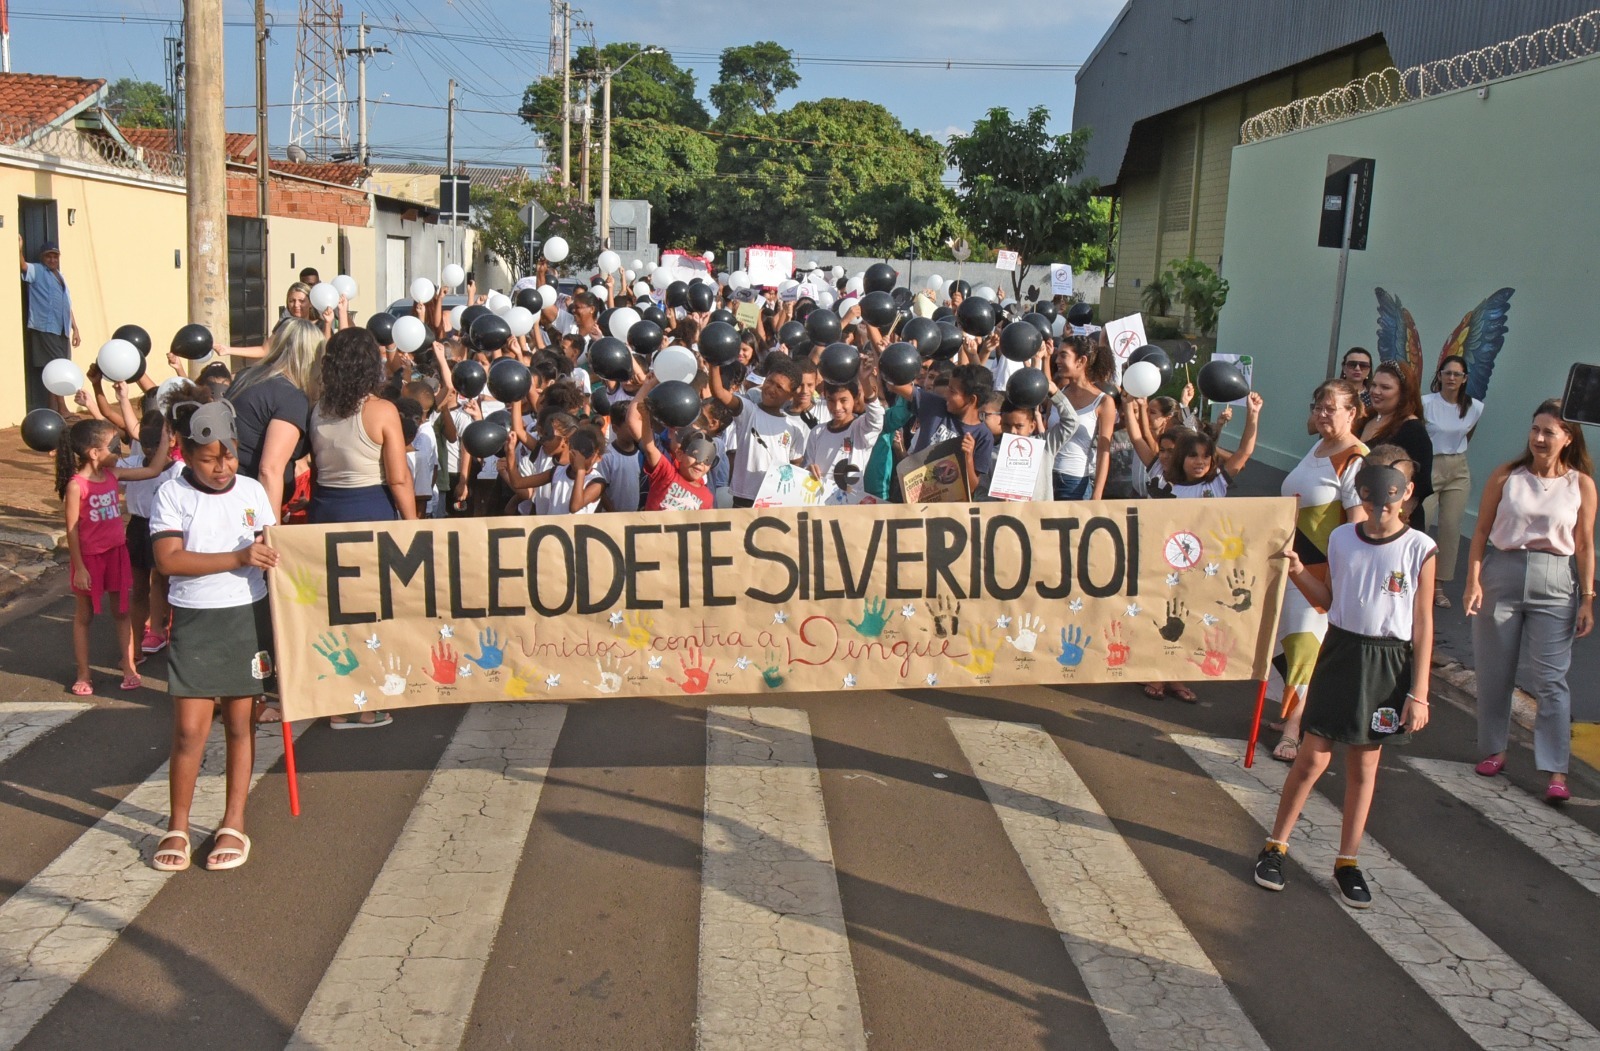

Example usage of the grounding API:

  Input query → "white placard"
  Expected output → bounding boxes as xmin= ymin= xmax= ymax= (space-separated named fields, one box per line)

xmin=753 ymin=461 xmax=823 ymax=507
xmin=1210 ymin=353 xmax=1255 ymax=407
xmin=744 ymin=246 xmax=794 ymax=287
xmin=1103 ymin=314 xmax=1148 ymax=366
xmin=1049 ymin=263 xmax=1074 ymax=296
xmin=986 ymin=434 xmax=1047 ymax=502
xmin=995 ymin=250 xmax=1019 ymax=273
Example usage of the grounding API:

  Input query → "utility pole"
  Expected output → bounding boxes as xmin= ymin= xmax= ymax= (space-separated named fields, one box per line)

xmin=560 ymin=2 xmax=571 ymax=187
xmin=2 ymin=0 xmax=11 ymax=74
xmin=578 ymin=78 xmax=591 ymax=201
xmin=255 ymin=0 xmax=269 ymax=218
xmin=347 ymin=14 xmax=389 ymax=166
xmin=446 ymin=78 xmax=457 ymax=266
xmin=186 ymin=0 xmax=229 ymax=341
xmin=599 ymin=68 xmax=611 ymax=250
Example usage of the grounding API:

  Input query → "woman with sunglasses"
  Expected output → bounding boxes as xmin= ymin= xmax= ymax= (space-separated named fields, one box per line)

xmin=1422 ymin=355 xmax=1483 ymax=607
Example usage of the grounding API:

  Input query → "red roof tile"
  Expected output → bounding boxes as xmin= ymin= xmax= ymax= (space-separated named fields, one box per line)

xmin=268 ymin=160 xmax=367 ymax=186
xmin=122 ymin=127 xmax=257 ymax=162
xmin=0 ymin=73 xmax=103 ymax=142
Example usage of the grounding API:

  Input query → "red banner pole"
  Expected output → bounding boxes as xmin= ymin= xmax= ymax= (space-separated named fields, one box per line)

xmin=1244 ymin=679 xmax=1268 ymax=768
xmin=282 ymin=720 xmax=301 ymax=816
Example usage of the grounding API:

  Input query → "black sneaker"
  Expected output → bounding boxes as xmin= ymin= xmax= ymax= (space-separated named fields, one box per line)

xmin=1254 ymin=847 xmax=1286 ymax=891
xmin=1334 ymin=865 xmax=1372 ymax=909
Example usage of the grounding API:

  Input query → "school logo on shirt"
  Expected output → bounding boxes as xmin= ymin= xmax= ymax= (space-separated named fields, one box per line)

xmin=243 ymin=508 xmax=258 ymax=529
xmin=1383 ymin=570 xmax=1409 ymax=597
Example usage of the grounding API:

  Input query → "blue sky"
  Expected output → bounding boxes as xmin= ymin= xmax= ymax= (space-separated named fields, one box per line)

xmin=12 ymin=0 xmax=1123 ymax=169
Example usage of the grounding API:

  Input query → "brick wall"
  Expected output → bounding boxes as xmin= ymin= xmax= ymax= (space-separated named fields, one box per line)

xmin=225 ymin=170 xmax=370 ymax=226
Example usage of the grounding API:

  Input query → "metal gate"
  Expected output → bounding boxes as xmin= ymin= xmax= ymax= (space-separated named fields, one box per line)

xmin=228 ymin=215 xmax=267 ymax=348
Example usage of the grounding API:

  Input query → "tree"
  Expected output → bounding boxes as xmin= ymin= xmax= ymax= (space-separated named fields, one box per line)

xmin=946 ymin=106 xmax=1099 ymax=299
xmin=709 ymin=42 xmax=799 ymax=127
xmin=105 ymin=79 xmax=172 ymax=129
xmin=469 ymin=179 xmax=600 ymax=280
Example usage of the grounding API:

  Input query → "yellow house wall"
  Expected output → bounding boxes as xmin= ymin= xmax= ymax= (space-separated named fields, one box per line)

xmin=0 ymin=159 xmax=190 ymax=428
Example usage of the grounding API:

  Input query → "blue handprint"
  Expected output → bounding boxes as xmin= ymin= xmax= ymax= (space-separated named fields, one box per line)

xmin=847 ymin=596 xmax=889 ymax=639
xmin=467 ymin=627 xmax=506 ymax=670
xmin=1056 ymin=626 xmax=1090 ymax=668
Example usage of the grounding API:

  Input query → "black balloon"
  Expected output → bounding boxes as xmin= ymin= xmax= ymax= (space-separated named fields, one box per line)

xmin=819 ymin=342 xmax=860 ymax=385
xmin=859 ymin=290 xmax=897 ymax=329
xmin=514 ymin=287 xmax=543 ymax=312
xmin=461 ymin=419 xmax=507 ymax=459
xmin=805 ymin=309 xmax=842 ymax=345
xmin=471 ymin=313 xmax=512 ymax=353
xmin=647 ymin=379 xmax=700 ymax=428
xmin=879 ymin=342 xmax=921 ymax=386
xmin=589 ymin=336 xmax=633 ymax=382
xmin=596 ymin=308 xmax=615 ymax=340
xmin=790 ymin=338 xmax=816 ymax=361
xmin=931 ymin=305 xmax=954 ymax=323
xmin=665 ymin=281 xmax=689 ymax=309
xmin=1067 ymin=302 xmax=1094 ymax=326
xmin=956 ymin=296 xmax=997 ymax=337
xmin=863 ymin=262 xmax=897 ymax=294
xmin=640 ymin=304 xmax=667 ymax=328
xmin=21 ymin=408 xmax=65 ymax=452
xmin=452 ymin=360 xmax=487 ymax=399
xmin=1000 ymin=320 xmax=1044 ymax=362
xmin=1006 ymin=367 xmax=1050 ymax=410
xmin=949 ymin=279 xmax=971 ymax=299
xmin=1021 ymin=312 xmax=1053 ymax=339
xmin=932 ymin=320 xmax=962 ymax=361
xmin=484 ymin=409 xmax=514 ymax=430
xmin=793 ymin=301 xmax=815 ymax=323
xmin=627 ymin=320 xmax=664 ymax=356
xmin=890 ymin=287 xmax=912 ymax=309
xmin=459 ymin=304 xmax=490 ymax=335
xmin=778 ymin=320 xmax=806 ymax=349
xmin=487 ymin=357 xmax=532 ymax=403
xmin=1198 ymin=359 xmax=1250 ymax=403
xmin=1032 ymin=300 xmax=1058 ymax=324
xmin=112 ymin=324 xmax=152 ymax=357
xmin=170 ymin=323 xmax=213 ymax=361
xmin=901 ymin=316 xmax=941 ymax=359
xmin=699 ymin=321 xmax=741 ymax=366
xmin=686 ymin=282 xmax=715 ymax=313
xmin=1128 ymin=345 xmax=1174 ymax=385
xmin=708 ymin=308 xmax=735 ymax=327
xmin=126 ymin=354 xmax=147 ymax=385
xmin=366 ymin=312 xmax=397 ymax=345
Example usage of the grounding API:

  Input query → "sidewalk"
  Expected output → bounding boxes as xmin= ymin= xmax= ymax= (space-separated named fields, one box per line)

xmin=0 ymin=426 xmax=67 ymax=606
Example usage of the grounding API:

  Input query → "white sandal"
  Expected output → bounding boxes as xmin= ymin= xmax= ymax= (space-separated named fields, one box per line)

xmin=152 ymin=829 xmax=191 ymax=872
xmin=205 ymin=827 xmax=251 ymax=871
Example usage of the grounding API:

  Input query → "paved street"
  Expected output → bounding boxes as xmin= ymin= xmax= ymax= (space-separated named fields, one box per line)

xmin=2 ymin=581 xmax=1599 ymax=1051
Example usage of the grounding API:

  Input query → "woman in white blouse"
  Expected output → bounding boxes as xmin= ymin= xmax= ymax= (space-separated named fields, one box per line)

xmin=1422 ymin=355 xmax=1483 ymax=607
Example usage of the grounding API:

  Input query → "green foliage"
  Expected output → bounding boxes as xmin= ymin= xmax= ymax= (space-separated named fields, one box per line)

xmin=1072 ymin=196 xmax=1116 ymax=276
xmin=469 ymin=179 xmax=600 ymax=278
xmin=1140 ymin=270 xmax=1178 ymax=318
xmin=710 ymin=42 xmax=799 ymax=127
xmin=105 ymin=79 xmax=172 ymax=129
xmin=1167 ymin=257 xmax=1230 ymax=336
xmin=946 ymin=106 xmax=1099 ymax=298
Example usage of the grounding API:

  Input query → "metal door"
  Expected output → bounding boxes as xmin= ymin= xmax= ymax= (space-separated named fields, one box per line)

xmin=228 ymin=215 xmax=267 ymax=348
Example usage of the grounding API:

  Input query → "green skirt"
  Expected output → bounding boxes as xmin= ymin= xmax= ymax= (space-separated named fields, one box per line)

xmin=168 ymin=598 xmax=275 ymax=698
xmin=1301 ymin=624 xmax=1414 ymax=747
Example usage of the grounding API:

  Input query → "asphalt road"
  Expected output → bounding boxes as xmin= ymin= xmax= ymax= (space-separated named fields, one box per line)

xmin=2 ymin=580 xmax=1598 ymax=1051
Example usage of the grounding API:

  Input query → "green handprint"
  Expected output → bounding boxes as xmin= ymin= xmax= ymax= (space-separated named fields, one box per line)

xmin=760 ymin=649 xmax=785 ymax=689
xmin=312 ymin=631 xmax=360 ymax=677
xmin=847 ymin=596 xmax=889 ymax=638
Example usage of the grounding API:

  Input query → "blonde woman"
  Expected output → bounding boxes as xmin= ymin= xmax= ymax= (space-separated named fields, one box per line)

xmin=226 ymin=317 xmax=324 ymax=516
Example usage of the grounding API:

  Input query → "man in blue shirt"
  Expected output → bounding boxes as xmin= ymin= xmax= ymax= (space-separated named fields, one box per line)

xmin=19 ymin=236 xmax=80 ymax=415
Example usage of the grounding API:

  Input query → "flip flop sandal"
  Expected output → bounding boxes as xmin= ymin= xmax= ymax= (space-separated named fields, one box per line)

xmin=1434 ymin=591 xmax=1452 ymax=608
xmin=120 ymin=675 xmax=142 ymax=691
xmin=152 ymin=829 xmax=191 ymax=872
xmin=1165 ymin=684 xmax=1199 ymax=703
xmin=330 ymin=711 xmax=394 ymax=730
xmin=255 ymin=702 xmax=284 ymax=724
xmin=69 ymin=680 xmax=93 ymax=697
xmin=1271 ymin=736 xmax=1300 ymax=763
xmin=1142 ymin=684 xmax=1166 ymax=699
xmin=205 ymin=828 xmax=251 ymax=871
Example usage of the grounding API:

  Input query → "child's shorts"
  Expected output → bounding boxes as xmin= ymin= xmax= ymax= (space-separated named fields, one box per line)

xmin=125 ymin=514 xmax=153 ymax=572
xmin=73 ymin=545 xmax=132 ymax=614
xmin=168 ymin=598 xmax=275 ymax=697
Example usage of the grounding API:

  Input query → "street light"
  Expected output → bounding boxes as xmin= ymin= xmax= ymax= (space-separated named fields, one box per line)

xmin=600 ymin=46 xmax=663 ymax=252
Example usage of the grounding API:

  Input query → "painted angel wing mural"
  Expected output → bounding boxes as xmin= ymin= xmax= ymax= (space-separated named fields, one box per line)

xmin=1438 ymin=288 xmax=1514 ymax=402
xmin=1374 ymin=287 xmax=1423 ymax=380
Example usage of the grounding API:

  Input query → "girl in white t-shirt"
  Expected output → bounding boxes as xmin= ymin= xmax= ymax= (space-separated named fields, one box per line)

xmin=1421 ymin=354 xmax=1484 ymax=607
xmin=148 ymin=401 xmax=279 ymax=873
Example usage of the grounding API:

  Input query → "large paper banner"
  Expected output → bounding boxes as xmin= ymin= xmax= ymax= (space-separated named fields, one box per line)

xmin=267 ymin=498 xmax=1295 ymax=721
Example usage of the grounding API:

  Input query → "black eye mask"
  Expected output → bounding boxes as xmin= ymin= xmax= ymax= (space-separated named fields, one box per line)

xmin=1355 ymin=463 xmax=1408 ymax=509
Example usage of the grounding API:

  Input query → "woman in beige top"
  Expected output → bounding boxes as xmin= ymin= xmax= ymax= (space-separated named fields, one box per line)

xmin=1463 ymin=399 xmax=1595 ymax=802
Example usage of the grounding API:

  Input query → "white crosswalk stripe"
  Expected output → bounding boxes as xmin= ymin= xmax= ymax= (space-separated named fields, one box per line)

xmin=697 ymin=706 xmax=867 ymax=1051
xmin=1176 ymin=734 xmax=1600 ymax=1051
xmin=286 ymin=703 xmax=567 ymax=1051
xmin=0 ymin=718 xmax=309 ymax=1051
xmin=950 ymin=718 xmax=1268 ymax=1051
xmin=1406 ymin=757 xmax=1600 ymax=897
xmin=0 ymin=701 xmax=90 ymax=766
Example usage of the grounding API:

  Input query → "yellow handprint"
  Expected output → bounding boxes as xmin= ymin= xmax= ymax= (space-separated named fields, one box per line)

xmin=957 ymin=627 xmax=998 ymax=676
xmin=1211 ymin=516 xmax=1246 ymax=561
xmin=288 ymin=567 xmax=322 ymax=605
xmin=622 ymin=611 xmax=655 ymax=651
xmin=505 ymin=665 xmax=540 ymax=698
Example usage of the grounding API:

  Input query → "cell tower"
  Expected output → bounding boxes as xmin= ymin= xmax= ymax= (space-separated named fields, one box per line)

xmin=289 ymin=0 xmax=351 ymax=161
xmin=548 ymin=1 xmax=567 ymax=77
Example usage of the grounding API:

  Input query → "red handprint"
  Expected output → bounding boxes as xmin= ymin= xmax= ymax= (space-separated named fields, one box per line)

xmin=1105 ymin=620 xmax=1130 ymax=668
xmin=429 ymin=641 xmax=458 ymax=685
xmin=668 ymin=647 xmax=715 ymax=695
xmin=1190 ymin=625 xmax=1235 ymax=677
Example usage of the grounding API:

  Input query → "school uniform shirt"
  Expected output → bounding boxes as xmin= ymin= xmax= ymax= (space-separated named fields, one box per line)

xmin=601 ymin=443 xmax=644 ymax=512
xmin=805 ymin=400 xmax=886 ymax=477
xmin=726 ymin=392 xmax=811 ymax=501
xmin=118 ymin=447 xmax=182 ymax=518
xmin=411 ymin=419 xmax=440 ymax=497
xmin=1324 ymin=523 xmax=1437 ymax=641
xmin=149 ymin=470 xmax=277 ymax=609
xmin=646 ymin=455 xmax=712 ymax=511
xmin=1422 ymin=392 xmax=1484 ymax=456
xmin=1166 ymin=472 xmax=1232 ymax=499
xmin=533 ymin=463 xmax=605 ymax=516
xmin=441 ymin=408 xmax=470 ymax=474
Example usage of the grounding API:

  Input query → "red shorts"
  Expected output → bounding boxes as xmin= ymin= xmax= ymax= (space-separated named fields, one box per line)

xmin=73 ymin=545 xmax=132 ymax=614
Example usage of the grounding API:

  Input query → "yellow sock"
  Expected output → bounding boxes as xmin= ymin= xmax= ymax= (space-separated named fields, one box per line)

xmin=1335 ymin=855 xmax=1359 ymax=870
xmin=1262 ymin=839 xmax=1288 ymax=855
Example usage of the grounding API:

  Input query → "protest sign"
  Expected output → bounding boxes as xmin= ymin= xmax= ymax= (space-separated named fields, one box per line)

xmin=895 ymin=438 xmax=970 ymax=504
xmin=1103 ymin=314 xmax=1148 ymax=370
xmin=1050 ymin=264 xmax=1074 ymax=296
xmin=987 ymin=434 xmax=1046 ymax=501
xmin=754 ymin=462 xmax=823 ymax=508
xmin=266 ymin=498 xmax=1295 ymax=720
xmin=658 ymin=250 xmax=711 ymax=287
xmin=996 ymin=250 xmax=1019 ymax=273
xmin=744 ymin=245 xmax=794 ymax=287
xmin=1210 ymin=353 xmax=1255 ymax=406
xmin=735 ymin=301 xmax=762 ymax=328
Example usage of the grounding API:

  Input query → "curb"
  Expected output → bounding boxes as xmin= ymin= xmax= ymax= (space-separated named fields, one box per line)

xmin=1431 ymin=657 xmax=1600 ymax=791
xmin=0 ymin=526 xmax=64 ymax=551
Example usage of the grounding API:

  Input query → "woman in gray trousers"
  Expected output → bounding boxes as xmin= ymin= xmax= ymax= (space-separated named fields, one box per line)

xmin=1463 ymin=399 xmax=1595 ymax=803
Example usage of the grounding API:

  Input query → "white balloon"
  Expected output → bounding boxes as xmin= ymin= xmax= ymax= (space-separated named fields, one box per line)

xmin=629 ymin=259 xmax=643 ymax=273
xmin=505 ymin=306 xmax=536 ymax=337
xmin=830 ymin=266 xmax=845 ymax=280
xmin=608 ymin=307 xmax=642 ymax=341
xmin=645 ymin=262 xmax=657 ymax=275
xmin=727 ymin=270 xmax=750 ymax=291
xmin=597 ymin=249 xmax=621 ymax=274
xmin=97 ymin=338 xmax=141 ymax=382
xmin=632 ymin=281 xmax=652 ymax=298
xmin=806 ymin=260 xmax=819 ymax=271
xmin=409 ymin=277 xmax=435 ymax=304
xmin=333 ymin=274 xmax=359 ymax=301
xmin=1122 ymin=360 xmax=1162 ymax=399
xmin=836 ymin=297 xmax=859 ymax=319
xmin=717 ymin=271 xmax=730 ymax=287
xmin=441 ymin=263 xmax=466 ymax=289
xmin=391 ymin=315 xmax=427 ymax=353
xmin=1051 ymin=315 xmax=1068 ymax=338
xmin=652 ymin=268 xmax=674 ymax=291
xmin=816 ymin=289 xmax=836 ymax=309
xmin=845 ymin=273 xmax=865 ymax=295
xmin=924 ymin=272 xmax=944 ymax=291
xmin=652 ymin=345 xmax=697 ymax=384
xmin=309 ymin=282 xmax=341 ymax=314
xmin=778 ymin=279 xmax=798 ymax=295
xmin=42 ymin=358 xmax=85 ymax=397
xmin=591 ymin=284 xmax=610 ymax=303
xmin=543 ymin=235 xmax=570 ymax=263
xmin=536 ymin=284 xmax=557 ymax=310
xmin=487 ymin=292 xmax=512 ymax=316
xmin=973 ymin=284 xmax=997 ymax=303
xmin=702 ymin=251 xmax=716 ymax=264
xmin=449 ymin=305 xmax=466 ymax=331
xmin=154 ymin=377 xmax=188 ymax=414
xmin=624 ymin=269 xmax=635 ymax=283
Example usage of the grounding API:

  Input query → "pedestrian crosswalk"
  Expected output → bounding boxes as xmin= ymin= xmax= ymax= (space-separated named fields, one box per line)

xmin=0 ymin=696 xmax=1597 ymax=1051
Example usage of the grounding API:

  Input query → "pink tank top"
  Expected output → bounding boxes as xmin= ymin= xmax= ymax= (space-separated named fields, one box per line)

xmin=1489 ymin=467 xmax=1582 ymax=556
xmin=75 ymin=473 xmax=125 ymax=555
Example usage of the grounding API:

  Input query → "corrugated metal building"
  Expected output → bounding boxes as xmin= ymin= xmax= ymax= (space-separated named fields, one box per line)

xmin=1073 ymin=1 xmax=1598 ymax=319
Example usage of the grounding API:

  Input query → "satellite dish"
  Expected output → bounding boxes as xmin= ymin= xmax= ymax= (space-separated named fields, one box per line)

xmin=611 ymin=201 xmax=636 ymax=225
xmin=286 ymin=143 xmax=308 ymax=163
